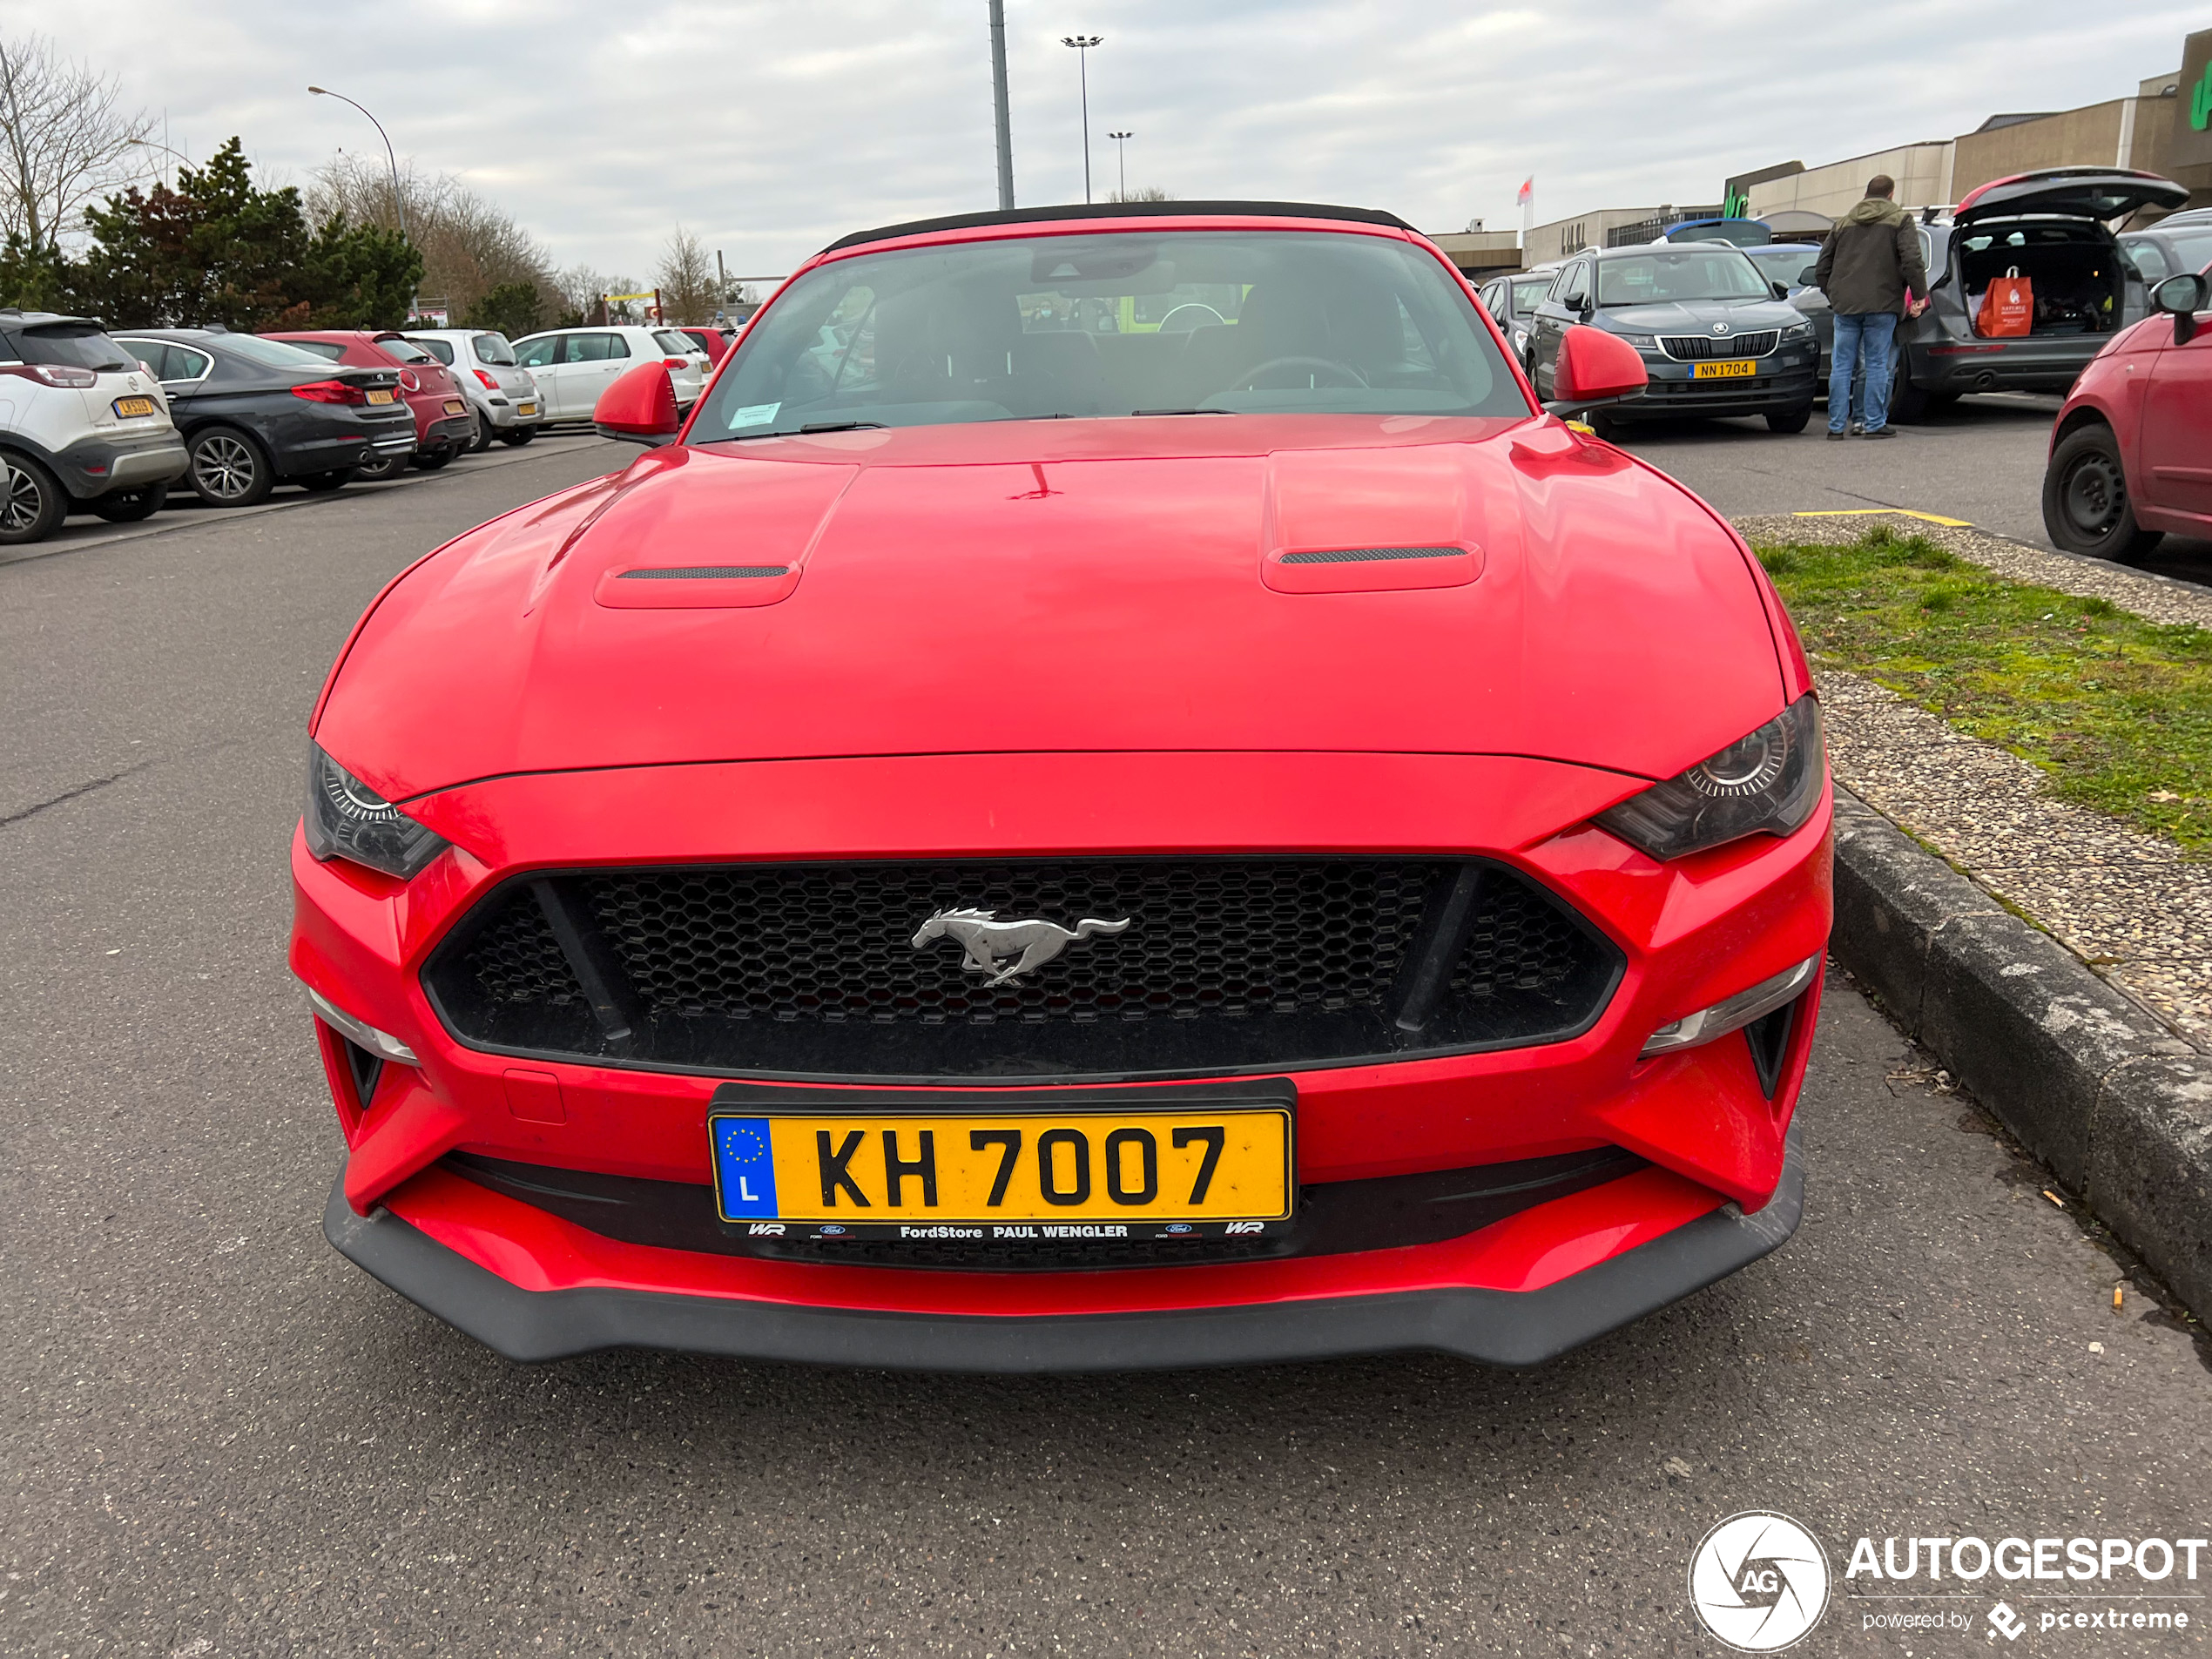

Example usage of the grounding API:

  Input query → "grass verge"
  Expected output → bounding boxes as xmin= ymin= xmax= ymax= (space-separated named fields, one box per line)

xmin=1755 ymin=527 xmax=2212 ymax=853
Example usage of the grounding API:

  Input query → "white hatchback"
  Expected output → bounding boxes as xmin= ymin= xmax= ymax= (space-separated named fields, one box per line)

xmin=509 ymin=326 xmax=709 ymax=423
xmin=404 ymin=328 xmax=548 ymax=449
xmin=0 ymin=309 xmax=189 ymax=543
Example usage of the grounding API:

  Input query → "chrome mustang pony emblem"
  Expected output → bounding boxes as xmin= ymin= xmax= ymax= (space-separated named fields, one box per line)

xmin=911 ymin=907 xmax=1132 ymax=988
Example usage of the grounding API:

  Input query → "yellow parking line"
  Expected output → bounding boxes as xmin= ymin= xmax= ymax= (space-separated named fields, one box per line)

xmin=1791 ymin=509 xmax=1974 ymax=528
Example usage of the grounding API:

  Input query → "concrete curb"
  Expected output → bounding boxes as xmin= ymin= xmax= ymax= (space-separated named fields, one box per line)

xmin=1830 ymin=786 xmax=2212 ymax=1324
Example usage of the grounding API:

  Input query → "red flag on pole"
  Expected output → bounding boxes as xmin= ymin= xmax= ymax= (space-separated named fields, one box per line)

xmin=1515 ymin=178 xmax=1533 ymax=206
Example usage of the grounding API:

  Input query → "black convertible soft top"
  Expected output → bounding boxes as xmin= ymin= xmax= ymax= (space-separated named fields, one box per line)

xmin=820 ymin=200 xmax=1416 ymax=255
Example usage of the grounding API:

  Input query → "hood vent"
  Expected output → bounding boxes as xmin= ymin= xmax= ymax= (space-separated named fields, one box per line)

xmin=1280 ymin=546 xmax=1461 ymax=566
xmin=619 ymin=565 xmax=791 ymax=580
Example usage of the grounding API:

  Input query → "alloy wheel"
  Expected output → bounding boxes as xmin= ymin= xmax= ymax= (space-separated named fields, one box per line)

xmin=192 ymin=433 xmax=260 ymax=501
xmin=2 ymin=457 xmax=46 ymax=533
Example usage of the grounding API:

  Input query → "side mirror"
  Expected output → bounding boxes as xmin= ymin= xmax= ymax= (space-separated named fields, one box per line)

xmin=594 ymin=360 xmax=683 ymax=445
xmin=2153 ymin=273 xmax=2207 ymax=345
xmin=1545 ymin=324 xmax=1649 ymax=415
xmin=1771 ymin=280 xmax=1791 ymax=300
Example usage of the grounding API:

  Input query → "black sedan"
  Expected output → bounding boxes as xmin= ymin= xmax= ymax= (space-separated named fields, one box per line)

xmin=107 ymin=328 xmax=416 ymax=506
xmin=1527 ymin=244 xmax=1820 ymax=436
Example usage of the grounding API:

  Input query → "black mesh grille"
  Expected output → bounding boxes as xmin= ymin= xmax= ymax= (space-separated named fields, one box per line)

xmin=619 ymin=565 xmax=789 ymax=580
xmin=424 ymin=858 xmax=1621 ymax=1081
xmin=1278 ymin=546 xmax=1460 ymax=565
xmin=1660 ymin=330 xmax=1779 ymax=361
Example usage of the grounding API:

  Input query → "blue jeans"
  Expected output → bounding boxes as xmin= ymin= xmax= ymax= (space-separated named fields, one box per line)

xmin=1829 ymin=311 xmax=1898 ymax=433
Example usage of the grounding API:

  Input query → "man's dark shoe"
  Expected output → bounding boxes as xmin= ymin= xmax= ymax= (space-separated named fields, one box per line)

xmin=1827 ymin=429 xmax=1848 ymax=440
xmin=1863 ymin=428 xmax=1896 ymax=440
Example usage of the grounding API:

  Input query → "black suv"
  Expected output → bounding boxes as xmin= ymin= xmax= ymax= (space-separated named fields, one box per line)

xmin=1527 ymin=243 xmax=1819 ymax=435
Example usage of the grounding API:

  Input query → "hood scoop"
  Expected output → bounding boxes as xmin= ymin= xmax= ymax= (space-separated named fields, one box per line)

xmin=1262 ymin=446 xmax=1484 ymax=594
xmin=580 ymin=451 xmax=859 ymax=610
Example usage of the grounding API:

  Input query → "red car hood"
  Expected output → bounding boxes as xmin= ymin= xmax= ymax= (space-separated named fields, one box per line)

xmin=318 ymin=415 xmax=1785 ymax=803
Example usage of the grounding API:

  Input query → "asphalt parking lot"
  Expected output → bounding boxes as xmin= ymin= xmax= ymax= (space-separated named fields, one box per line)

xmin=3 ymin=422 xmax=2209 ymax=1656
xmin=1631 ymin=395 xmax=2212 ymax=583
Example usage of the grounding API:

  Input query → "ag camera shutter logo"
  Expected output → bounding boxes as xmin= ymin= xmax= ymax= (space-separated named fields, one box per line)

xmin=1688 ymin=1512 xmax=1831 ymax=1651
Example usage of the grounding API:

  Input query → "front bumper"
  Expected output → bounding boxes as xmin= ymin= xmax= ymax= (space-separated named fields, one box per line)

xmin=326 ymin=1126 xmax=1804 ymax=1369
xmin=1617 ymin=356 xmax=1819 ymax=421
xmin=295 ymin=751 xmax=1831 ymax=1367
xmin=56 ymin=431 xmax=188 ymax=500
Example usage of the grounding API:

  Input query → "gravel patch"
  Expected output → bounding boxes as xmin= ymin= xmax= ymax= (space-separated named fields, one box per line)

xmin=1733 ymin=511 xmax=2212 ymax=631
xmin=1817 ymin=669 xmax=2212 ymax=1049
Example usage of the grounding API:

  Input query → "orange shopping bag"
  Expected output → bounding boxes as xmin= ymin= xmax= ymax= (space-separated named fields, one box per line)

xmin=1977 ymin=266 xmax=2033 ymax=337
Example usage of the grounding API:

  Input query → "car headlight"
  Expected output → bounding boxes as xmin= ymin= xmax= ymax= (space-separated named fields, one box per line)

xmin=1512 ymin=327 xmax=1529 ymax=351
xmin=1781 ymin=320 xmax=1815 ymax=341
xmin=304 ymin=745 xmax=448 ymax=880
xmin=1595 ymin=696 xmax=1824 ymax=860
xmin=1614 ymin=332 xmax=1658 ymax=349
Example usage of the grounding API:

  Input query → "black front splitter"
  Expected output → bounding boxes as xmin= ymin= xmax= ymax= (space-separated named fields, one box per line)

xmin=323 ymin=1131 xmax=1802 ymax=1373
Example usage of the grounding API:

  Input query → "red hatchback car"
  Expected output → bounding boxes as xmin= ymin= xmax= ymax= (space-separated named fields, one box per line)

xmin=2044 ymin=265 xmax=2212 ymax=560
xmin=265 ymin=330 xmax=477 ymax=474
xmin=296 ymin=202 xmax=1833 ymax=1371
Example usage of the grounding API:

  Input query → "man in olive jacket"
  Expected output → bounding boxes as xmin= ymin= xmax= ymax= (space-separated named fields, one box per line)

xmin=1814 ymin=174 xmax=1929 ymax=438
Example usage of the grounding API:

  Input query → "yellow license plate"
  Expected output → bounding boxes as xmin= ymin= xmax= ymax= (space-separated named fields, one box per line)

xmin=710 ymin=1096 xmax=1293 ymax=1227
xmin=444 ymin=399 xmax=467 ymax=415
xmin=366 ymin=388 xmax=396 ymax=404
xmin=111 ymin=395 xmax=156 ymax=418
xmin=1691 ymin=359 xmax=1757 ymax=379
xmin=517 ymin=401 xmax=536 ymax=416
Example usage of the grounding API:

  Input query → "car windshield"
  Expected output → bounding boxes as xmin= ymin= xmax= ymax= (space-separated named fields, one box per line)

xmin=410 ymin=336 xmax=455 ymax=364
xmin=695 ymin=228 xmax=1525 ymax=438
xmin=1507 ymin=279 xmax=1550 ymax=316
xmin=13 ymin=323 xmax=136 ymax=372
xmin=377 ymin=337 xmax=437 ymax=363
xmin=226 ymin=334 xmax=341 ymax=369
xmin=1597 ymin=249 xmax=1772 ymax=306
xmin=2165 ymin=230 xmax=2212 ymax=277
xmin=1744 ymin=246 xmax=1819 ymax=285
xmin=471 ymin=333 xmax=516 ymax=365
xmin=654 ymin=329 xmax=697 ymax=355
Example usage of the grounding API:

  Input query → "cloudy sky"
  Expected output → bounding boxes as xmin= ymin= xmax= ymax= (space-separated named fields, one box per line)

xmin=6 ymin=0 xmax=2201 ymax=283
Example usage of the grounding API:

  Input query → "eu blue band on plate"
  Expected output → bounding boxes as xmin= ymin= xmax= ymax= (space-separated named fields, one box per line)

xmin=712 ymin=1116 xmax=779 ymax=1217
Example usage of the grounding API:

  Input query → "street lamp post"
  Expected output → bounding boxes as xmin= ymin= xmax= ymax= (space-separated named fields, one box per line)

xmin=307 ymin=85 xmax=407 ymax=243
xmin=987 ymin=0 xmax=1015 ymax=211
xmin=125 ymin=137 xmax=191 ymax=187
xmin=1060 ymin=36 xmax=1103 ymax=204
xmin=1108 ymin=131 xmax=1131 ymax=203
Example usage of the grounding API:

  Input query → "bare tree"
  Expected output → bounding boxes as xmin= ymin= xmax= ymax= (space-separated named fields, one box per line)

xmin=1109 ymin=185 xmax=1176 ymax=203
xmin=312 ymin=152 xmax=553 ymax=318
xmin=654 ymin=225 xmax=718 ymax=324
xmin=0 ymin=32 xmax=154 ymax=248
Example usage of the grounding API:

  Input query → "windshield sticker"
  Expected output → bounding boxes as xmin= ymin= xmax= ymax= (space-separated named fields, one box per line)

xmin=731 ymin=401 xmax=781 ymax=429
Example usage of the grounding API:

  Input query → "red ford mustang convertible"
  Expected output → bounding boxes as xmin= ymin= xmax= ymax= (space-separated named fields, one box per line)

xmin=294 ymin=201 xmax=1831 ymax=1370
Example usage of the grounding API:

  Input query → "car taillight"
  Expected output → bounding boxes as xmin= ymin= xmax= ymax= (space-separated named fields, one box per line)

xmin=398 ymin=369 xmax=420 ymax=393
xmin=663 ymin=356 xmax=689 ymax=368
xmin=473 ymin=368 xmax=498 ymax=390
xmin=290 ymin=379 xmax=368 ymax=404
xmin=0 ymin=362 xmax=98 ymax=388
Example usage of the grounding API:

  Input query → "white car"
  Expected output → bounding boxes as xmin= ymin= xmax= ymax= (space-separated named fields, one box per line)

xmin=403 ymin=328 xmax=547 ymax=450
xmin=509 ymin=326 xmax=708 ymax=424
xmin=0 ymin=308 xmax=189 ymax=543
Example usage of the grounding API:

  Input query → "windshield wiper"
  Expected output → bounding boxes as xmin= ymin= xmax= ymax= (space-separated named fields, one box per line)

xmin=1130 ymin=407 xmax=1233 ymax=416
xmin=798 ymin=420 xmax=886 ymax=435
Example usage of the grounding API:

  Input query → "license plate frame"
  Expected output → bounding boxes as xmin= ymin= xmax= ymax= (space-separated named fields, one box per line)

xmin=707 ymin=1077 xmax=1296 ymax=1237
xmin=1691 ymin=358 xmax=1757 ymax=379
xmin=443 ymin=399 xmax=467 ymax=415
xmin=517 ymin=401 xmax=536 ymax=416
xmin=111 ymin=395 xmax=157 ymax=418
xmin=365 ymin=388 xmax=397 ymax=404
